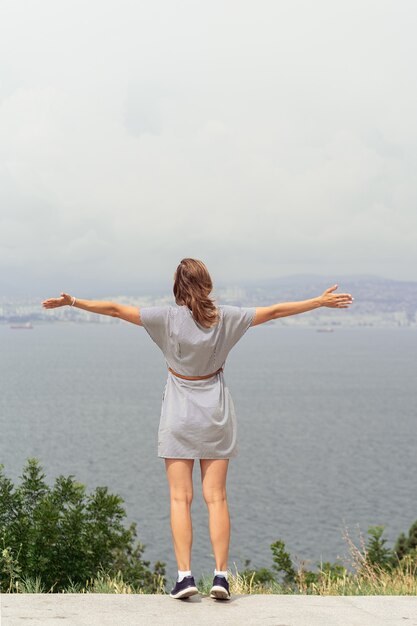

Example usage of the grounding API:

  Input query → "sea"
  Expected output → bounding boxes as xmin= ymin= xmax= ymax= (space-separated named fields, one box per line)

xmin=1 ymin=321 xmax=416 ymax=584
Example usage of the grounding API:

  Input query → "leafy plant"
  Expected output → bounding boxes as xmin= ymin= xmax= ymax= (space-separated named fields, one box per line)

xmin=364 ymin=525 xmax=394 ymax=572
xmin=0 ymin=458 xmax=166 ymax=593
xmin=271 ymin=539 xmax=297 ymax=586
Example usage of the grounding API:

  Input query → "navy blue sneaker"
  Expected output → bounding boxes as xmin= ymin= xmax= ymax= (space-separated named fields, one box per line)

xmin=210 ymin=575 xmax=231 ymax=600
xmin=169 ymin=575 xmax=199 ymax=599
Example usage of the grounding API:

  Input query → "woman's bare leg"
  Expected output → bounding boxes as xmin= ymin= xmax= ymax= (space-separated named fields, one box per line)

xmin=165 ymin=458 xmax=194 ymax=571
xmin=200 ymin=459 xmax=230 ymax=571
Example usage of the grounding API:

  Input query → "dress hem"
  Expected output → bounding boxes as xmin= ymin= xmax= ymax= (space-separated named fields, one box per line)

xmin=158 ymin=455 xmax=236 ymax=460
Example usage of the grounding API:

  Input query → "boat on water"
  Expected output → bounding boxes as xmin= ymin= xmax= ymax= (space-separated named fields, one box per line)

xmin=316 ymin=327 xmax=334 ymax=332
xmin=10 ymin=322 xmax=33 ymax=329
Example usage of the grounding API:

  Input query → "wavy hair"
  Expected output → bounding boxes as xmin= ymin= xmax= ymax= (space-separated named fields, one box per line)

xmin=173 ymin=258 xmax=219 ymax=328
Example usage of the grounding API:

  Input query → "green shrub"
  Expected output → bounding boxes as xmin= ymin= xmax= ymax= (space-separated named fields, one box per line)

xmin=393 ymin=520 xmax=417 ymax=569
xmin=0 ymin=458 xmax=166 ymax=593
xmin=364 ymin=525 xmax=394 ymax=572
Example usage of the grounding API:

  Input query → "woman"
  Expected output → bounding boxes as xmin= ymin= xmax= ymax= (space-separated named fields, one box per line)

xmin=42 ymin=257 xmax=353 ymax=600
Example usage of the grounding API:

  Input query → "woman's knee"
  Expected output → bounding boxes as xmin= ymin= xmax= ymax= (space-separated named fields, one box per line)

xmin=170 ymin=487 xmax=194 ymax=505
xmin=200 ymin=459 xmax=229 ymax=504
xmin=202 ymin=485 xmax=227 ymax=505
xmin=165 ymin=458 xmax=194 ymax=505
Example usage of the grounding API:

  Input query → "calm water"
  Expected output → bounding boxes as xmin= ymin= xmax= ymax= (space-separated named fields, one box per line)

xmin=1 ymin=322 xmax=416 ymax=582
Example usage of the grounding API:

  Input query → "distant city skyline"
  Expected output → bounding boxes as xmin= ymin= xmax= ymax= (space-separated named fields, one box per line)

xmin=1 ymin=1 xmax=416 ymax=296
xmin=2 ymin=274 xmax=416 ymax=329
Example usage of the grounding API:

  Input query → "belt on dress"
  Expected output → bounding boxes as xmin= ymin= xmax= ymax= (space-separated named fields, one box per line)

xmin=168 ymin=366 xmax=223 ymax=380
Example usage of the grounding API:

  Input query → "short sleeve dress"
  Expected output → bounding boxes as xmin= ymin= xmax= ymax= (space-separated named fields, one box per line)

xmin=140 ymin=304 xmax=256 ymax=459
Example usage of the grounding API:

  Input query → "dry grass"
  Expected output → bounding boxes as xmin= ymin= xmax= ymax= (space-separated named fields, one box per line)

xmin=298 ymin=525 xmax=417 ymax=596
xmin=9 ymin=524 xmax=417 ymax=595
xmin=197 ymin=562 xmax=286 ymax=596
xmin=198 ymin=524 xmax=417 ymax=596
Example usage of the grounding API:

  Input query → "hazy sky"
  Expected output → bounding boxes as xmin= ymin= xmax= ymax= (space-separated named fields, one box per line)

xmin=1 ymin=0 xmax=416 ymax=297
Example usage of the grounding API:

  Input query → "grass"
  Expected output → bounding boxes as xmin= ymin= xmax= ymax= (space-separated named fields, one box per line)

xmin=6 ymin=526 xmax=417 ymax=595
xmin=12 ymin=560 xmax=417 ymax=595
xmin=195 ymin=565 xmax=288 ymax=596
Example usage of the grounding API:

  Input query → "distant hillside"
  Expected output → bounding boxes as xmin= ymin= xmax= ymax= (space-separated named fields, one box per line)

xmin=217 ymin=274 xmax=417 ymax=324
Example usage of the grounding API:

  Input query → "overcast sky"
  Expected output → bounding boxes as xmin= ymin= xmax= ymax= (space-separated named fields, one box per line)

xmin=1 ymin=0 xmax=416 ymax=297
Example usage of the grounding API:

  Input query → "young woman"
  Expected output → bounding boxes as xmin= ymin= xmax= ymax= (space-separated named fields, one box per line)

xmin=42 ymin=258 xmax=353 ymax=600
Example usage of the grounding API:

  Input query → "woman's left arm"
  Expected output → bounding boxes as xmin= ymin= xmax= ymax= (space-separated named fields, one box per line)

xmin=41 ymin=292 xmax=141 ymax=324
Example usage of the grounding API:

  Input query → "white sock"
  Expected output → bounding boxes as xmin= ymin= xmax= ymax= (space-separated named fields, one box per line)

xmin=177 ymin=569 xmax=192 ymax=582
xmin=214 ymin=568 xmax=228 ymax=580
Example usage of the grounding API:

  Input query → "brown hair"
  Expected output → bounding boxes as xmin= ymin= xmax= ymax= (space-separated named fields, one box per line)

xmin=173 ymin=258 xmax=219 ymax=328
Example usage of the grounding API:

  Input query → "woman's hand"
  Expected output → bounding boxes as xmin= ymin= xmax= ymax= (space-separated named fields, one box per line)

xmin=41 ymin=292 xmax=73 ymax=309
xmin=319 ymin=284 xmax=354 ymax=308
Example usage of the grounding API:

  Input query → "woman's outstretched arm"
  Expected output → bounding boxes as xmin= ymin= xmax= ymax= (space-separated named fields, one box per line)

xmin=251 ymin=284 xmax=354 ymax=327
xmin=41 ymin=292 xmax=141 ymax=325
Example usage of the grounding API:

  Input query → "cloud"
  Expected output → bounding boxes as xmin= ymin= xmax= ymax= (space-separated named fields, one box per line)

xmin=0 ymin=0 xmax=416 ymax=295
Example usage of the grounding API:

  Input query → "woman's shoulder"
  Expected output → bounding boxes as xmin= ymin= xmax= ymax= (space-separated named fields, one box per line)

xmin=218 ymin=303 xmax=257 ymax=327
xmin=217 ymin=304 xmax=243 ymax=314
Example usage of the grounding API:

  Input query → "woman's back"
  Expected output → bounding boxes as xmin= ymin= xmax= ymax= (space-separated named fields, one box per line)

xmin=141 ymin=303 xmax=256 ymax=377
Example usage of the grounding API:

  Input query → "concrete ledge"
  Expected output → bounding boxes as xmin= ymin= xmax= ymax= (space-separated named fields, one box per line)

xmin=1 ymin=593 xmax=417 ymax=626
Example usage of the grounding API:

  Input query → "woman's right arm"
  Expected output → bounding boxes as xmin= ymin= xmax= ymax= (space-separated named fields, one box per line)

xmin=42 ymin=292 xmax=142 ymax=325
xmin=251 ymin=284 xmax=354 ymax=327
xmin=42 ymin=292 xmax=118 ymax=317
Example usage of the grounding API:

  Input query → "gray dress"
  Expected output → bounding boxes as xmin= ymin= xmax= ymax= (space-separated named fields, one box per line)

xmin=140 ymin=304 xmax=256 ymax=459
